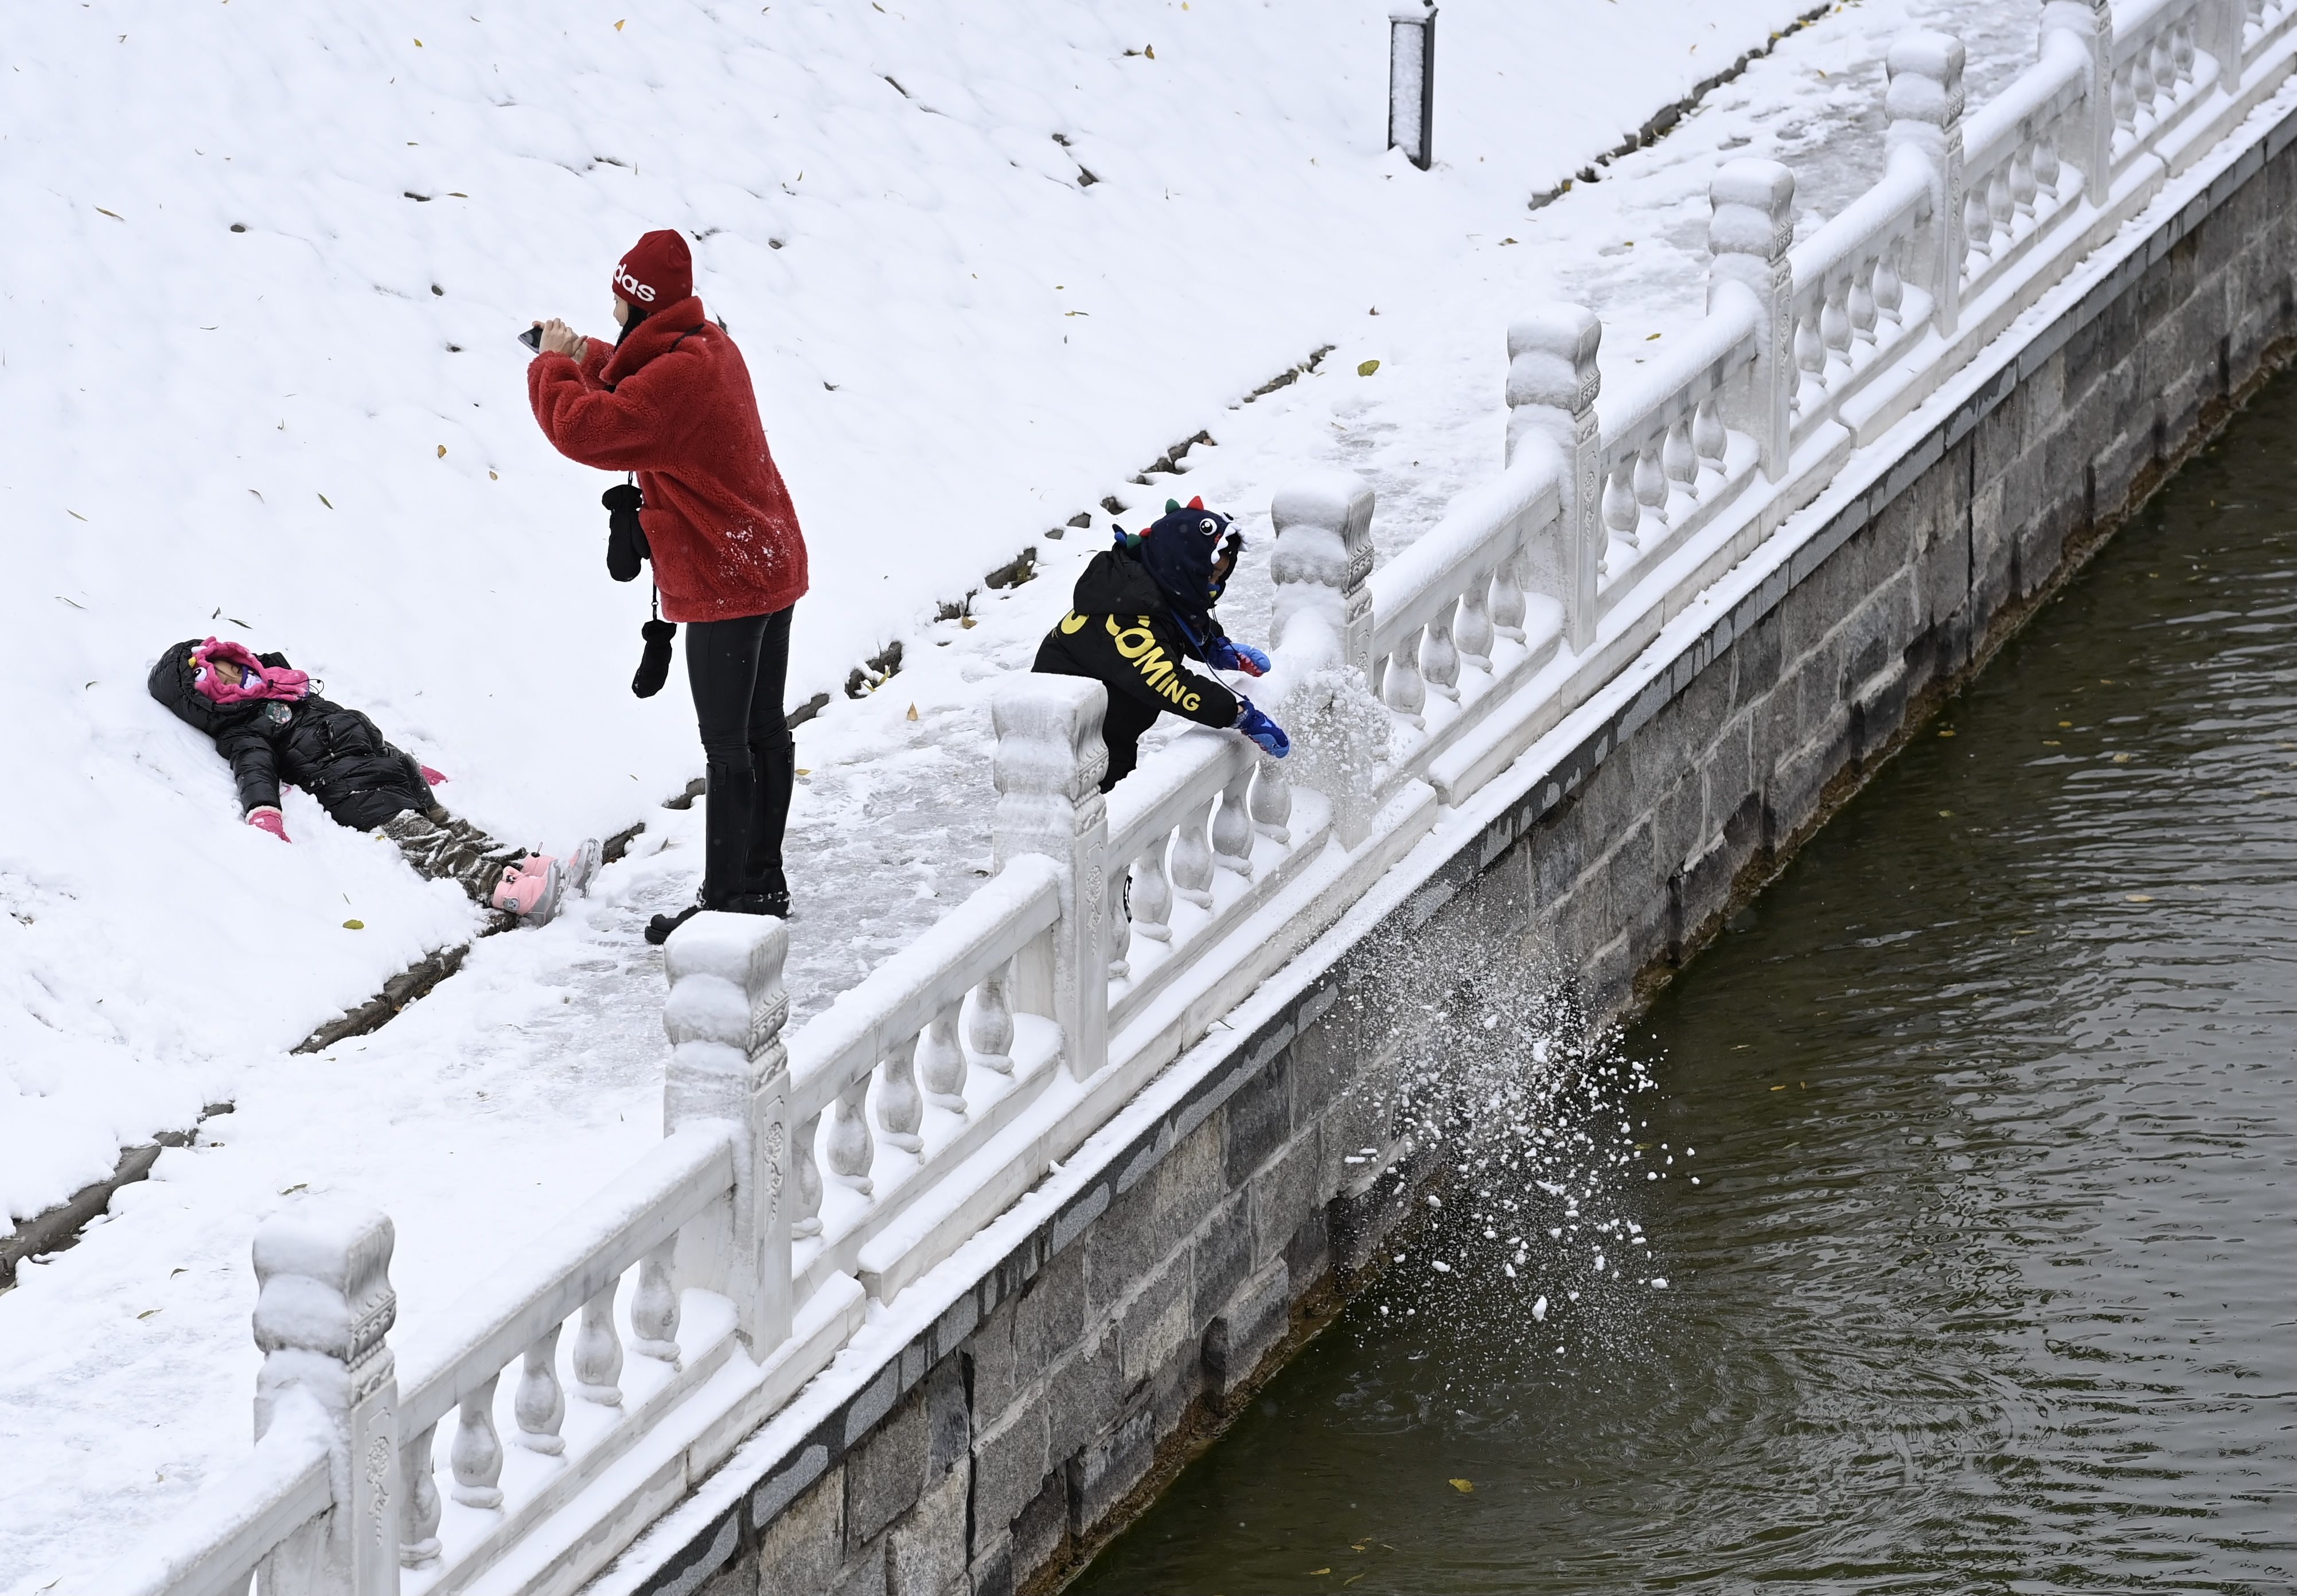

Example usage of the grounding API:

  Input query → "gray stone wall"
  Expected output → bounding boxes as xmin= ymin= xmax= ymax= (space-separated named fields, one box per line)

xmin=628 ymin=105 xmax=2297 ymax=1596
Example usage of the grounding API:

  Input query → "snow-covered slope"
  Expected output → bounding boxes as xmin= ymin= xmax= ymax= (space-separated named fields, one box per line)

xmin=0 ymin=0 xmax=2070 ymax=1583
xmin=0 ymin=0 xmax=1825 ymax=1226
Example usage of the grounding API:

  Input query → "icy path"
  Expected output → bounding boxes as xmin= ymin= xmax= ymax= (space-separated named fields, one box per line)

xmin=0 ymin=0 xmax=2042 ymax=1585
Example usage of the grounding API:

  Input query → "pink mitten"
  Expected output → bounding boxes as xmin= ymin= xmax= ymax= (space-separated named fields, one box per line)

xmin=247 ymin=806 xmax=291 ymax=842
xmin=420 ymin=764 xmax=448 ymax=786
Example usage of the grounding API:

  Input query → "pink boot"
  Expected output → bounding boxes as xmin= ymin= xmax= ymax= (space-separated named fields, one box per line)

xmin=490 ymin=855 xmax=564 ymax=925
xmin=562 ymin=837 xmax=604 ymax=895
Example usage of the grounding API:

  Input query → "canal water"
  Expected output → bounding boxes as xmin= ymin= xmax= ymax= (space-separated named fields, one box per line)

xmin=1071 ymin=373 xmax=2297 ymax=1594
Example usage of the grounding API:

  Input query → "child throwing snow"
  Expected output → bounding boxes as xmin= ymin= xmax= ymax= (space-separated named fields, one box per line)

xmin=148 ymin=638 xmax=599 ymax=926
xmin=1032 ymin=497 xmax=1290 ymax=790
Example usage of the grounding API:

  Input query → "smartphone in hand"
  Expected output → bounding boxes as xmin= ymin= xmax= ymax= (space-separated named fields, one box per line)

xmin=518 ymin=324 xmax=544 ymax=352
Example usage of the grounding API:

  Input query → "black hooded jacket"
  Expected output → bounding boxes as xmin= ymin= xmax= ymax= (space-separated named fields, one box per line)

xmin=1033 ymin=547 xmax=1242 ymax=788
xmin=147 ymin=640 xmax=432 ymax=830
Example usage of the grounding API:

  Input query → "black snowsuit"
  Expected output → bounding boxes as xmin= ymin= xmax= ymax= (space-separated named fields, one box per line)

xmin=147 ymin=640 xmax=524 ymax=904
xmin=149 ymin=640 xmax=433 ymax=828
xmin=1031 ymin=548 xmax=1241 ymax=791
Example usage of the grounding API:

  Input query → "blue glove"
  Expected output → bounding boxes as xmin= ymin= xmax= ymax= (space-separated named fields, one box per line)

xmin=1234 ymin=698 xmax=1290 ymax=758
xmin=1207 ymin=637 xmax=1272 ymax=677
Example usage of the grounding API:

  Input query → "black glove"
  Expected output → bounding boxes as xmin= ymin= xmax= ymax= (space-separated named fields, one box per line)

xmin=633 ymin=618 xmax=676 ymax=699
xmin=604 ymin=483 xmax=648 ymax=583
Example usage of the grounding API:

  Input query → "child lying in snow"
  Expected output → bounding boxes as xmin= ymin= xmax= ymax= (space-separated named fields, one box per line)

xmin=149 ymin=638 xmax=599 ymax=926
xmin=1032 ymin=497 xmax=1289 ymax=790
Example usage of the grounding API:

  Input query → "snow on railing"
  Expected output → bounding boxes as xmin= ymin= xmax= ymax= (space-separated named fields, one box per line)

xmin=83 ymin=3 xmax=2297 ymax=1594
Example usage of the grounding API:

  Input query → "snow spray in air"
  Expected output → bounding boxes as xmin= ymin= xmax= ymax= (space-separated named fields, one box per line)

xmin=1335 ymin=937 xmax=1687 ymax=1387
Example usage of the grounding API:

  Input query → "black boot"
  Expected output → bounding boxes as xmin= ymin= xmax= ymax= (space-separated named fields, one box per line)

xmin=644 ymin=900 xmax=707 ymax=946
xmin=724 ymin=888 xmax=791 ymax=920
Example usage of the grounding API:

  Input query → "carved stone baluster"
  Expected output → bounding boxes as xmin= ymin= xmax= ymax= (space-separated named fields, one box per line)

xmin=1249 ymin=758 xmax=1293 ymax=846
xmin=1456 ymin=570 xmax=1496 ymax=669
xmin=450 ymin=1379 xmax=505 ymax=1509
xmin=630 ymin=1242 xmax=683 ymax=1363
xmin=2156 ymin=27 xmax=2180 ymax=97
xmin=1601 ymin=457 xmax=1637 ymax=569
xmin=826 ymin=1076 xmax=877 ymax=1191
xmin=1692 ymin=398 xmax=1729 ymax=487
xmin=1792 ymin=298 xmax=1827 ymax=413
xmin=1820 ymin=272 xmax=1853 ymax=378
xmin=791 ymin=1113 xmax=825 ymax=1232
xmin=400 ymin=1425 xmax=442 ymax=1568
xmin=1490 ymin=549 xmax=1528 ymax=642
xmin=1421 ymin=602 xmax=1461 ymax=702
xmin=919 ymin=1002 xmax=969 ymax=1113
xmin=1129 ymin=842 xmax=1173 ymax=943
xmin=2175 ymin=19 xmax=2196 ymax=84
xmin=967 ymin=970 xmax=1016 ymax=1075
xmin=878 ymin=1042 xmax=925 ymax=1155
xmin=513 ymin=1324 xmax=566 ymax=1456
xmin=1986 ymin=165 xmax=2013 ymax=253
xmin=571 ymin=1286 xmax=623 ymax=1406
xmin=1873 ymin=237 xmax=1905 ymax=326
xmin=1211 ymin=768 xmax=1255 ymax=875
xmin=1660 ymin=413 xmax=1699 ymax=520
xmin=1631 ymin=442 xmax=1669 ymax=547
xmin=2034 ymin=126 xmax=2061 ymax=202
xmin=1962 ymin=180 xmax=1991 ymax=275
xmin=2113 ymin=59 xmax=2138 ymax=137
xmin=1105 ymin=873 xmax=1132 ymax=981
xmin=2010 ymin=135 xmax=2037 ymax=224
xmin=1171 ymin=809 xmax=1216 ymax=908
xmin=1382 ymin=628 xmax=1427 ymax=726
xmin=1848 ymin=256 xmax=1878 ymax=347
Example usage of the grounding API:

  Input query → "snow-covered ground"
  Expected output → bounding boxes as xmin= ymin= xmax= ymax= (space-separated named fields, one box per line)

xmin=0 ymin=0 xmax=2043 ymax=1585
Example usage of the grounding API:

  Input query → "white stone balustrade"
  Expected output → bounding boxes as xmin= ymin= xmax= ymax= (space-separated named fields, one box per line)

xmin=86 ymin=4 xmax=2297 ymax=1593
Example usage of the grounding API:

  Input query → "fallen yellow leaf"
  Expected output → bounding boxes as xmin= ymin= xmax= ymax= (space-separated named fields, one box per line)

xmin=1358 ymin=358 xmax=1380 ymax=377
xmin=137 ymin=1309 xmax=161 ymax=1320
xmin=343 ymin=919 xmax=365 ymax=930
xmin=2112 ymin=752 xmax=2131 ymax=763
xmin=906 ymin=703 xmax=919 ymax=721
xmin=2126 ymin=894 xmax=2152 ymax=903
xmin=436 ymin=444 xmax=447 ymax=458
xmin=1308 ymin=1571 xmax=1331 ymax=1578
xmin=1449 ymin=1477 xmax=1474 ymax=1493
xmin=1770 ymin=1084 xmax=1787 ymax=1091
xmin=96 ymin=206 xmax=125 ymax=220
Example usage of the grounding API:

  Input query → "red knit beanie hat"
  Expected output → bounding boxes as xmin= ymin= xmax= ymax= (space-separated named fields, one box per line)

xmin=612 ymin=229 xmax=692 ymax=309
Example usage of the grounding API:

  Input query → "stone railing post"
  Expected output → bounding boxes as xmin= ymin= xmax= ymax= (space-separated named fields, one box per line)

xmin=664 ymin=912 xmax=794 ymax=1354
xmin=1270 ymin=470 xmax=1376 ymax=680
xmin=1504 ymin=304 xmax=1603 ymax=651
xmin=1707 ymin=158 xmax=1796 ymax=485
xmin=252 ymin=1204 xmax=401 ymax=1596
xmin=2207 ymin=0 xmax=2245 ymax=87
xmin=2041 ymin=0 xmax=2116 ymax=200
xmin=990 ymin=676 xmax=1112 ymax=1080
xmin=1886 ymin=30 xmax=1968 ymax=337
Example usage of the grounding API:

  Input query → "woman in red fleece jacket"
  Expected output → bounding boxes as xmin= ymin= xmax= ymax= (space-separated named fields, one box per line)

xmin=529 ymin=229 xmax=809 ymax=944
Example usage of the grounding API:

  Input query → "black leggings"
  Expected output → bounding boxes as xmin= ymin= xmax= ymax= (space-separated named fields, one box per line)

xmin=685 ymin=607 xmax=795 ymax=908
